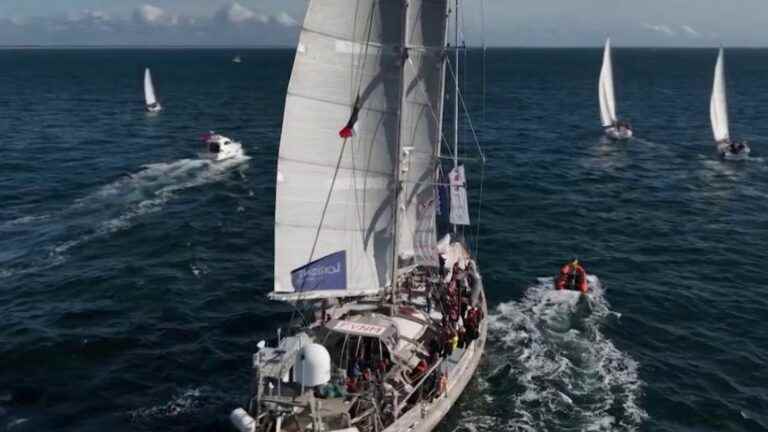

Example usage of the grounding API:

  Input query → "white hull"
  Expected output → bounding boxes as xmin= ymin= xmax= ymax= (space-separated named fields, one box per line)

xmin=202 ymin=133 xmax=245 ymax=162
xmin=718 ymin=142 xmax=751 ymax=160
xmin=145 ymin=103 xmax=162 ymax=113
xmin=605 ymin=126 xmax=633 ymax=140
xmin=383 ymin=312 xmax=487 ymax=432
xmin=233 ymin=250 xmax=488 ymax=432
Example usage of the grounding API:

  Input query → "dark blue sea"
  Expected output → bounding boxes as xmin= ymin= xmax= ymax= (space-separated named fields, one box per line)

xmin=1 ymin=48 xmax=767 ymax=432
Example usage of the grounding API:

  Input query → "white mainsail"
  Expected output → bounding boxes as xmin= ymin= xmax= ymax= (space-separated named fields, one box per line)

xmin=710 ymin=48 xmax=730 ymax=143
xmin=273 ymin=1 xmax=450 ymax=300
xmin=144 ymin=68 xmax=158 ymax=107
xmin=598 ymin=38 xmax=617 ymax=128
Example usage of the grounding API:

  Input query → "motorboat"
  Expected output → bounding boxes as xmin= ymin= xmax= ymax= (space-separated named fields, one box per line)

xmin=201 ymin=132 xmax=244 ymax=162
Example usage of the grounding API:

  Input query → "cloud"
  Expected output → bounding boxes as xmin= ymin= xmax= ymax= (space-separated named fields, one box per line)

xmin=681 ymin=25 xmax=701 ymax=38
xmin=68 ymin=10 xmax=111 ymax=23
xmin=133 ymin=4 xmax=178 ymax=27
xmin=218 ymin=2 xmax=269 ymax=25
xmin=275 ymin=12 xmax=298 ymax=27
xmin=0 ymin=3 xmax=301 ymax=46
xmin=642 ymin=23 xmax=676 ymax=36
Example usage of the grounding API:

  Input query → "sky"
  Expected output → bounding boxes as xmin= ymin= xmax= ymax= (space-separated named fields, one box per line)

xmin=1 ymin=0 xmax=768 ymax=47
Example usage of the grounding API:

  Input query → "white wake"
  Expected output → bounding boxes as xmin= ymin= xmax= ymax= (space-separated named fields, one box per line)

xmin=0 ymin=156 xmax=250 ymax=278
xmin=460 ymin=276 xmax=646 ymax=432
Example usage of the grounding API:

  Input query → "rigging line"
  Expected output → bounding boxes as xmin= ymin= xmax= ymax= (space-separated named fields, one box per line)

xmin=306 ymin=139 xmax=350 ymax=270
xmin=446 ymin=59 xmax=486 ymax=163
xmin=473 ymin=156 xmax=486 ymax=259
xmin=403 ymin=58 xmax=454 ymax=164
xmin=475 ymin=0 xmax=487 ymax=260
xmin=294 ymin=4 xmax=377 ymax=313
xmin=481 ymin=0 xmax=487 ymax=128
xmin=305 ymin=4 xmax=375 ymax=267
xmin=348 ymin=4 xmax=377 ymax=236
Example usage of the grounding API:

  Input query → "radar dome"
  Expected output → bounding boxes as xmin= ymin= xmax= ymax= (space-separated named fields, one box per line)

xmin=296 ymin=343 xmax=331 ymax=387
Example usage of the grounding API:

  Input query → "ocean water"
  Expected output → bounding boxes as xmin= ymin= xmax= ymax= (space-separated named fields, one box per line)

xmin=1 ymin=48 xmax=767 ymax=432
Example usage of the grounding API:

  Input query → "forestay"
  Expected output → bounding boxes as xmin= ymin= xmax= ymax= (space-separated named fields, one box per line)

xmin=144 ymin=68 xmax=158 ymax=106
xmin=710 ymin=48 xmax=730 ymax=143
xmin=273 ymin=1 xmax=406 ymax=300
xmin=598 ymin=38 xmax=617 ymax=128
xmin=396 ymin=0 xmax=448 ymax=267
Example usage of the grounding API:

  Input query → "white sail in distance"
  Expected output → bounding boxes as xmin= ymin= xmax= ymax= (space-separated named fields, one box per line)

xmin=710 ymin=48 xmax=730 ymax=143
xmin=598 ymin=38 xmax=617 ymax=128
xmin=144 ymin=68 xmax=158 ymax=107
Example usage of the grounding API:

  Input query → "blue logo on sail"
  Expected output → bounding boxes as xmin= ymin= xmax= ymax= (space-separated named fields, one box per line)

xmin=291 ymin=251 xmax=347 ymax=291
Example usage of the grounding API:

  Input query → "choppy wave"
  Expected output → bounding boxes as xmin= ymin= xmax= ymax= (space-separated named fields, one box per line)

xmin=0 ymin=156 xmax=249 ymax=279
xmin=128 ymin=387 xmax=208 ymax=421
xmin=474 ymin=277 xmax=645 ymax=432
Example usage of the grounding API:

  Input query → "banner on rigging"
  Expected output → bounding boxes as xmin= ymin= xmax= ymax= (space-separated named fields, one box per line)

xmin=449 ymin=165 xmax=471 ymax=226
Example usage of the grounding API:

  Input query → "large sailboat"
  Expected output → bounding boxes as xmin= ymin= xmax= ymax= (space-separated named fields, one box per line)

xmin=710 ymin=48 xmax=750 ymax=159
xmin=598 ymin=38 xmax=632 ymax=140
xmin=230 ymin=1 xmax=488 ymax=432
xmin=144 ymin=68 xmax=162 ymax=113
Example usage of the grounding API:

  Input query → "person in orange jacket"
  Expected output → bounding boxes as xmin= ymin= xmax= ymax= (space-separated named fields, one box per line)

xmin=555 ymin=259 xmax=589 ymax=293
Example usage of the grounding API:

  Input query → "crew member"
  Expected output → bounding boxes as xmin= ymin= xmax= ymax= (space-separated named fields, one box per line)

xmin=555 ymin=259 xmax=589 ymax=293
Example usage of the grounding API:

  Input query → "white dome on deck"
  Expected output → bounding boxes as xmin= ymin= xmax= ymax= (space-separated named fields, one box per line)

xmin=296 ymin=343 xmax=331 ymax=387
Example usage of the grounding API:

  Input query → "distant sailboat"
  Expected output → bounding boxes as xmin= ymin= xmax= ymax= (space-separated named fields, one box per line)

xmin=233 ymin=55 xmax=243 ymax=64
xmin=229 ymin=1 xmax=488 ymax=432
xmin=599 ymin=38 xmax=632 ymax=140
xmin=144 ymin=68 xmax=162 ymax=113
xmin=711 ymin=48 xmax=750 ymax=159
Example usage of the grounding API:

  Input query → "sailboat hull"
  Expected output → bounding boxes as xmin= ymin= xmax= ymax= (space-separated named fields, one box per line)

xmin=604 ymin=126 xmax=633 ymax=140
xmin=201 ymin=143 xmax=244 ymax=162
xmin=145 ymin=104 xmax=162 ymax=113
xmin=718 ymin=142 xmax=751 ymax=160
xmin=383 ymin=314 xmax=486 ymax=432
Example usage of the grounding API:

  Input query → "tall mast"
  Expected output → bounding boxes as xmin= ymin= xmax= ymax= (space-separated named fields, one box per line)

xmin=452 ymin=0 xmax=460 ymax=234
xmin=390 ymin=1 xmax=410 ymax=315
xmin=453 ymin=0 xmax=460 ymax=171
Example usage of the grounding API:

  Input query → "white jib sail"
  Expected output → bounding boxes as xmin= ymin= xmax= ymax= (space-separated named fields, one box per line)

xmin=449 ymin=165 xmax=470 ymax=226
xmin=598 ymin=38 xmax=617 ymax=128
xmin=144 ymin=68 xmax=158 ymax=107
xmin=272 ymin=1 xmax=407 ymax=300
xmin=710 ymin=48 xmax=730 ymax=143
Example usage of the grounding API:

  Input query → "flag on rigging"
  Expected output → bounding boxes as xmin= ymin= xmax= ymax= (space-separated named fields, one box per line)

xmin=449 ymin=165 xmax=471 ymax=226
xmin=339 ymin=96 xmax=361 ymax=138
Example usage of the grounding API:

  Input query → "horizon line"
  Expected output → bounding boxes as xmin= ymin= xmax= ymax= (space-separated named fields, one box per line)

xmin=1 ymin=44 xmax=766 ymax=50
